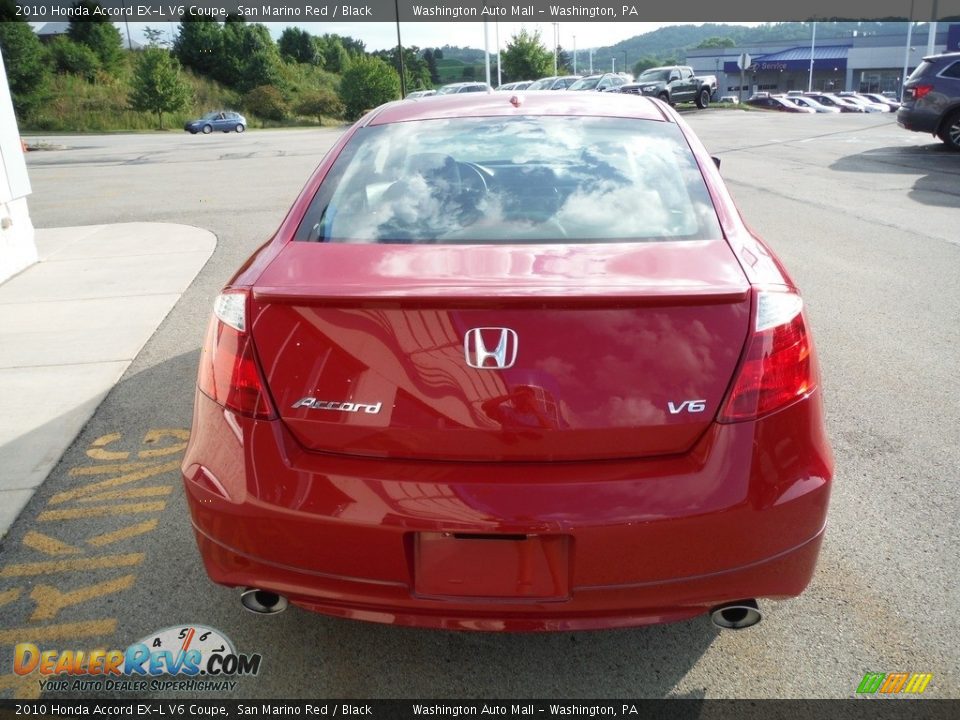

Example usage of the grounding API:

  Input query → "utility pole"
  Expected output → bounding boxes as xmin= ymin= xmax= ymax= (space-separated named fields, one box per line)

xmin=807 ymin=21 xmax=816 ymax=92
xmin=573 ymin=35 xmax=576 ymax=75
xmin=927 ymin=0 xmax=939 ymax=56
xmin=484 ymin=21 xmax=491 ymax=87
xmin=394 ymin=0 xmax=406 ymax=97
xmin=553 ymin=23 xmax=559 ymax=75
xmin=902 ymin=0 xmax=915 ymax=100
xmin=589 ymin=49 xmax=594 ymax=74
xmin=496 ymin=22 xmax=501 ymax=87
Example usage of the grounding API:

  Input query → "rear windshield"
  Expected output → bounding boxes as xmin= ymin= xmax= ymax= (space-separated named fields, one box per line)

xmin=527 ymin=78 xmax=556 ymax=90
xmin=569 ymin=77 xmax=601 ymax=90
xmin=295 ymin=116 xmax=721 ymax=244
xmin=908 ymin=61 xmax=934 ymax=80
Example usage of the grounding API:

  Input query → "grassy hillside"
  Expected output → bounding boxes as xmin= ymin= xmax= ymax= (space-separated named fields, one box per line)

xmin=24 ymin=54 xmax=342 ymax=133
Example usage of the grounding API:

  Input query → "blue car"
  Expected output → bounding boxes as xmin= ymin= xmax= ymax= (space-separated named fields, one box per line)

xmin=184 ymin=111 xmax=246 ymax=134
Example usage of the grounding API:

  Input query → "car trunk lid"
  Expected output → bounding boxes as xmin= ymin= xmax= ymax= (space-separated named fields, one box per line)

xmin=250 ymin=241 xmax=751 ymax=462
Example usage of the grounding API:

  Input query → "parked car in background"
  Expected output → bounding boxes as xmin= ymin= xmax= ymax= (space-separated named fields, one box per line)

xmin=787 ymin=95 xmax=840 ymax=113
xmin=497 ymin=81 xmax=533 ymax=91
xmin=718 ymin=96 xmax=740 ymax=104
xmin=437 ymin=82 xmax=492 ymax=95
xmin=568 ymin=73 xmax=628 ymax=92
xmin=184 ymin=111 xmax=246 ymax=134
xmin=859 ymin=92 xmax=900 ymax=110
xmin=746 ymin=94 xmax=815 ymax=113
xmin=837 ymin=92 xmax=890 ymax=112
xmin=618 ymin=66 xmax=717 ymax=108
xmin=528 ymin=75 xmax=582 ymax=90
xmin=183 ymin=91 xmax=832 ymax=633
xmin=526 ymin=76 xmax=559 ymax=90
xmin=803 ymin=93 xmax=865 ymax=113
xmin=898 ymin=51 xmax=960 ymax=150
xmin=406 ymin=90 xmax=437 ymax=99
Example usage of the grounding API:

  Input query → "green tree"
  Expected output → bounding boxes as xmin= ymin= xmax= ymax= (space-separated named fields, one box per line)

xmin=0 ymin=20 xmax=49 ymax=118
xmin=502 ymin=29 xmax=552 ymax=82
xmin=315 ymin=36 xmax=351 ymax=73
xmin=295 ymin=89 xmax=344 ymax=125
xmin=373 ymin=45 xmax=431 ymax=91
xmin=143 ymin=26 xmax=169 ymax=48
xmin=632 ymin=56 xmax=664 ymax=76
xmin=49 ymin=37 xmax=100 ymax=82
xmin=336 ymin=35 xmax=366 ymax=56
xmin=243 ymin=84 xmax=288 ymax=121
xmin=129 ymin=47 xmax=191 ymax=129
xmin=68 ymin=2 xmax=123 ymax=71
xmin=219 ymin=22 xmax=282 ymax=91
xmin=697 ymin=36 xmax=736 ymax=49
xmin=338 ymin=55 xmax=400 ymax=120
xmin=423 ymin=49 xmax=440 ymax=85
xmin=556 ymin=46 xmax=572 ymax=74
xmin=279 ymin=27 xmax=317 ymax=64
xmin=174 ymin=18 xmax=223 ymax=77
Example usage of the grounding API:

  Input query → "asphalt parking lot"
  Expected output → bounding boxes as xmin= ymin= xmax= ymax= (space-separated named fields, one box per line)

xmin=1 ymin=109 xmax=958 ymax=699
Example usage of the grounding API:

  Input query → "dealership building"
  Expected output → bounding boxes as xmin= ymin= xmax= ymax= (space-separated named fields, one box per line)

xmin=687 ymin=23 xmax=960 ymax=97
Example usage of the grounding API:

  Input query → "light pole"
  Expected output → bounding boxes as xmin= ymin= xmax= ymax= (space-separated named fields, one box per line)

xmin=496 ymin=22 xmax=501 ymax=87
xmin=553 ymin=23 xmax=559 ymax=75
xmin=394 ymin=0 xmax=406 ymax=97
xmin=902 ymin=0 xmax=915 ymax=100
xmin=807 ymin=21 xmax=816 ymax=92
xmin=573 ymin=35 xmax=576 ymax=75
xmin=483 ymin=21 xmax=491 ymax=88
xmin=927 ymin=0 xmax=939 ymax=56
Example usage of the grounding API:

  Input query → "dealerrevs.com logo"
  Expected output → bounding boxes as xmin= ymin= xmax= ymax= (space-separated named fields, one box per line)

xmin=13 ymin=625 xmax=261 ymax=693
xmin=855 ymin=672 xmax=933 ymax=697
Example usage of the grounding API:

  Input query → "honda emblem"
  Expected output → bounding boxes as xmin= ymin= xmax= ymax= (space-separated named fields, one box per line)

xmin=464 ymin=327 xmax=518 ymax=370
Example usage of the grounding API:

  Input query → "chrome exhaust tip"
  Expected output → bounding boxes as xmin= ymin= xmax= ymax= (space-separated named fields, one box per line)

xmin=240 ymin=588 xmax=288 ymax=615
xmin=710 ymin=599 xmax=762 ymax=629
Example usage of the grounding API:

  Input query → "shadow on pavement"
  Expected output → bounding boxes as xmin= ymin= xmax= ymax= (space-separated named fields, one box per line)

xmin=829 ymin=142 xmax=960 ymax=209
xmin=0 ymin=345 xmax=718 ymax=699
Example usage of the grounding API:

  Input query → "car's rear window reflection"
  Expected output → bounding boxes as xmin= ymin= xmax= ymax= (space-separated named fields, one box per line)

xmin=295 ymin=116 xmax=722 ymax=244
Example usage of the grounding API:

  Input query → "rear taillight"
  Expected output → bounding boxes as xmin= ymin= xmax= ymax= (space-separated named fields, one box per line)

xmin=197 ymin=290 xmax=275 ymax=419
xmin=719 ymin=290 xmax=817 ymax=422
xmin=911 ymin=84 xmax=934 ymax=100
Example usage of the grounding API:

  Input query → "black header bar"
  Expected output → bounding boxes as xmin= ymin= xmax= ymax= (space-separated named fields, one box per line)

xmin=11 ymin=0 xmax=960 ymax=23
xmin=1 ymin=700 xmax=959 ymax=720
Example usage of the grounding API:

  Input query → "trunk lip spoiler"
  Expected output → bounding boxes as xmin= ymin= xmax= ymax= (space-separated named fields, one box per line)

xmin=251 ymin=286 xmax=751 ymax=307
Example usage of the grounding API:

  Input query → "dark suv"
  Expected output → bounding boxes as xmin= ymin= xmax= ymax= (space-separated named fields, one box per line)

xmin=898 ymin=52 xmax=960 ymax=150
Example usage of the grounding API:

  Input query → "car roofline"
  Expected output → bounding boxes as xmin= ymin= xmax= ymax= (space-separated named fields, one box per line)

xmin=359 ymin=92 xmax=673 ymax=126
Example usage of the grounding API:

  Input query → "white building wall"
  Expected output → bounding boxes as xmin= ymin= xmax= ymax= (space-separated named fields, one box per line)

xmin=0 ymin=45 xmax=37 ymax=284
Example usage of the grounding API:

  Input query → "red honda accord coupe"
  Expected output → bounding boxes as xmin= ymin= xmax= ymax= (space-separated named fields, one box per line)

xmin=182 ymin=92 xmax=833 ymax=632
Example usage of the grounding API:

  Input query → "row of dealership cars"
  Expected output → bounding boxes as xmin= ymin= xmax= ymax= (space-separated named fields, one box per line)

xmin=405 ymin=73 xmax=634 ymax=99
xmin=409 ymin=66 xmax=720 ymax=110
xmin=741 ymin=51 xmax=960 ymax=150
xmin=745 ymin=91 xmax=901 ymax=114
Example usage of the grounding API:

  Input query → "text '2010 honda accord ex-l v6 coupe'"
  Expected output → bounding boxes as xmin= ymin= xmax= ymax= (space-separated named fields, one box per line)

xmin=181 ymin=91 xmax=833 ymax=632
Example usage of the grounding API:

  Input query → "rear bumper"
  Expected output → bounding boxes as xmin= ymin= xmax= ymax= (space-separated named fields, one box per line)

xmin=182 ymin=391 xmax=833 ymax=631
xmin=897 ymin=106 xmax=940 ymax=134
